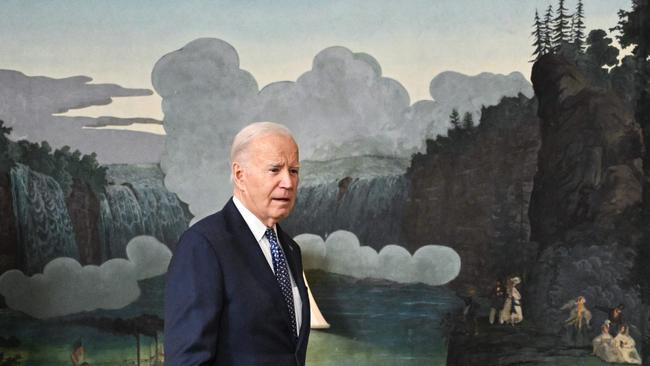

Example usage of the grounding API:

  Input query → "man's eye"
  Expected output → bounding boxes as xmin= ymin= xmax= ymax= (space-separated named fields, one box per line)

xmin=290 ymin=169 xmax=299 ymax=175
xmin=270 ymin=168 xmax=279 ymax=173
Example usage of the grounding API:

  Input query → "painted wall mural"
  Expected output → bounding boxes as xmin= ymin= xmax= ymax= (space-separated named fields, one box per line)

xmin=1 ymin=0 xmax=648 ymax=365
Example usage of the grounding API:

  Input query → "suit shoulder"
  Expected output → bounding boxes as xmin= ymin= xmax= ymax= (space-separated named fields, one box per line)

xmin=191 ymin=210 xmax=226 ymax=233
xmin=177 ymin=210 xmax=229 ymax=248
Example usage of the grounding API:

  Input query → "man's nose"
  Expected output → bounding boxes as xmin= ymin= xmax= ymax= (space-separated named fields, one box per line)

xmin=279 ymin=169 xmax=295 ymax=189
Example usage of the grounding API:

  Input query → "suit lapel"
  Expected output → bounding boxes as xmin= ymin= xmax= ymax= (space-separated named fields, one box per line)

xmin=224 ymin=199 xmax=309 ymax=346
xmin=222 ymin=199 xmax=290 ymax=316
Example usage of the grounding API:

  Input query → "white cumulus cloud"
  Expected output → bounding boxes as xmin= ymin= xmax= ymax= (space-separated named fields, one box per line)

xmin=151 ymin=38 xmax=532 ymax=222
xmin=127 ymin=235 xmax=174 ymax=280
xmin=0 ymin=236 xmax=171 ymax=319
xmin=294 ymin=230 xmax=460 ymax=286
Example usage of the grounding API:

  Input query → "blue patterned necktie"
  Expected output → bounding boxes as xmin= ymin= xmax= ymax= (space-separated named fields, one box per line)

xmin=265 ymin=228 xmax=297 ymax=338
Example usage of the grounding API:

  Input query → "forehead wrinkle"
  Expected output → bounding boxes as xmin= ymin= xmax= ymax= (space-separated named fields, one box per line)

xmin=249 ymin=138 xmax=299 ymax=166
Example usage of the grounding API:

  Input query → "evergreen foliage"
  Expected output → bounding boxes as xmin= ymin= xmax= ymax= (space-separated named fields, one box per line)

xmin=462 ymin=112 xmax=474 ymax=130
xmin=552 ymin=0 xmax=571 ymax=51
xmin=573 ymin=0 xmax=586 ymax=49
xmin=543 ymin=5 xmax=554 ymax=53
xmin=449 ymin=109 xmax=461 ymax=130
xmin=0 ymin=120 xmax=107 ymax=195
xmin=420 ymin=108 xmax=476 ymax=156
xmin=585 ymin=29 xmax=620 ymax=68
xmin=611 ymin=1 xmax=650 ymax=58
xmin=532 ymin=0 xmax=590 ymax=59
xmin=531 ymin=10 xmax=546 ymax=61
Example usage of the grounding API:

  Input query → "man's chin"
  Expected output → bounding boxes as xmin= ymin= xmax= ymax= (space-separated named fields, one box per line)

xmin=270 ymin=207 xmax=293 ymax=221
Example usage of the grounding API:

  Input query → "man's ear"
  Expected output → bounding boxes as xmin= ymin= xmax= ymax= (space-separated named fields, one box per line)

xmin=232 ymin=161 xmax=246 ymax=191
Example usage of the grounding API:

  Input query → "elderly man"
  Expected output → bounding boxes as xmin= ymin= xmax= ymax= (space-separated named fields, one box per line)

xmin=164 ymin=122 xmax=310 ymax=365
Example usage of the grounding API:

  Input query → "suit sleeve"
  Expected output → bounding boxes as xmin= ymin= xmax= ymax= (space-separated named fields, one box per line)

xmin=164 ymin=229 xmax=223 ymax=365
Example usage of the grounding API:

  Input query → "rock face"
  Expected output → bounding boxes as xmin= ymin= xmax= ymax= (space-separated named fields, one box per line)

xmin=288 ymin=94 xmax=542 ymax=291
xmin=66 ymin=179 xmax=102 ymax=265
xmin=527 ymin=54 xmax=644 ymax=334
xmin=404 ymin=94 xmax=541 ymax=290
xmin=0 ymin=172 xmax=18 ymax=273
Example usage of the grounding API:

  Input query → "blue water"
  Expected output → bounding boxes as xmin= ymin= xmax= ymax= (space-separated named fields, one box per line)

xmin=307 ymin=270 xmax=461 ymax=365
xmin=0 ymin=271 xmax=461 ymax=365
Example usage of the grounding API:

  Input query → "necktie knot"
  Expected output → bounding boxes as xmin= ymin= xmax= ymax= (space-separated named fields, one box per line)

xmin=264 ymin=228 xmax=276 ymax=241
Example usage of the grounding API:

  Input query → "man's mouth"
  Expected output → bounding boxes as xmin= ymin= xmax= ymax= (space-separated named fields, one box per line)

xmin=272 ymin=198 xmax=291 ymax=202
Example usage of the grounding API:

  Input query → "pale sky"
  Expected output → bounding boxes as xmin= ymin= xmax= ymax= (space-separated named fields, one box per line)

xmin=1 ymin=0 xmax=632 ymax=124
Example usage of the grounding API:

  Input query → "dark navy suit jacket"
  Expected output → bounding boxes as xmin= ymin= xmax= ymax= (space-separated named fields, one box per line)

xmin=164 ymin=198 xmax=310 ymax=365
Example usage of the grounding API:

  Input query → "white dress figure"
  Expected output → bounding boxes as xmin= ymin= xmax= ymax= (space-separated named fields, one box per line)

xmin=499 ymin=277 xmax=523 ymax=325
xmin=592 ymin=320 xmax=622 ymax=363
xmin=613 ymin=325 xmax=642 ymax=364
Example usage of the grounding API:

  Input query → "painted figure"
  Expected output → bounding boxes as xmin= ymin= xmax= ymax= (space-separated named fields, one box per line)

xmin=164 ymin=122 xmax=310 ymax=365
xmin=561 ymin=295 xmax=592 ymax=346
xmin=592 ymin=320 xmax=622 ymax=363
xmin=489 ymin=279 xmax=505 ymax=325
xmin=596 ymin=303 xmax=625 ymax=336
xmin=499 ymin=276 xmax=523 ymax=325
xmin=613 ymin=325 xmax=642 ymax=364
xmin=70 ymin=338 xmax=86 ymax=366
xmin=458 ymin=288 xmax=480 ymax=336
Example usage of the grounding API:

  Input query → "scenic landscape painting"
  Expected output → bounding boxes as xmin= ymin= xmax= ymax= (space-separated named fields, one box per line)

xmin=1 ymin=0 xmax=648 ymax=365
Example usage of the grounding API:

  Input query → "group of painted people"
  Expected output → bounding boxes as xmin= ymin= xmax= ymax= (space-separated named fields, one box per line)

xmin=455 ymin=276 xmax=522 ymax=337
xmin=562 ymin=296 xmax=641 ymax=364
xmin=489 ymin=276 xmax=523 ymax=326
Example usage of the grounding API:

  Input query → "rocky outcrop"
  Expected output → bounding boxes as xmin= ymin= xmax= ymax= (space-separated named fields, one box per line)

xmin=404 ymin=94 xmax=541 ymax=290
xmin=287 ymin=94 xmax=542 ymax=291
xmin=527 ymin=54 xmax=644 ymax=335
xmin=66 ymin=179 xmax=102 ymax=265
xmin=0 ymin=172 xmax=18 ymax=273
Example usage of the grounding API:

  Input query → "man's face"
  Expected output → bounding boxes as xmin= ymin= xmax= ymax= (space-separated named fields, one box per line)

xmin=233 ymin=133 xmax=300 ymax=227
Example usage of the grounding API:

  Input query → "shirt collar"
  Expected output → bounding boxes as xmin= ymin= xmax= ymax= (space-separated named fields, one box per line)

xmin=232 ymin=196 xmax=276 ymax=242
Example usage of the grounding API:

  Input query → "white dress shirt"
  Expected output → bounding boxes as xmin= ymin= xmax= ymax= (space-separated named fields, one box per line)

xmin=232 ymin=196 xmax=303 ymax=332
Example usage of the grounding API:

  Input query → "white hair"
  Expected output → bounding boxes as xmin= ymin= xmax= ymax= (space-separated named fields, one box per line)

xmin=230 ymin=122 xmax=296 ymax=182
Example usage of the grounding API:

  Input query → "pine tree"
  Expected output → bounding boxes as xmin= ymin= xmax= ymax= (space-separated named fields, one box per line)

xmin=543 ymin=5 xmax=554 ymax=53
xmin=531 ymin=10 xmax=546 ymax=61
xmin=449 ymin=109 xmax=461 ymax=129
xmin=462 ymin=112 xmax=474 ymax=129
xmin=552 ymin=0 xmax=571 ymax=51
xmin=573 ymin=0 xmax=586 ymax=50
